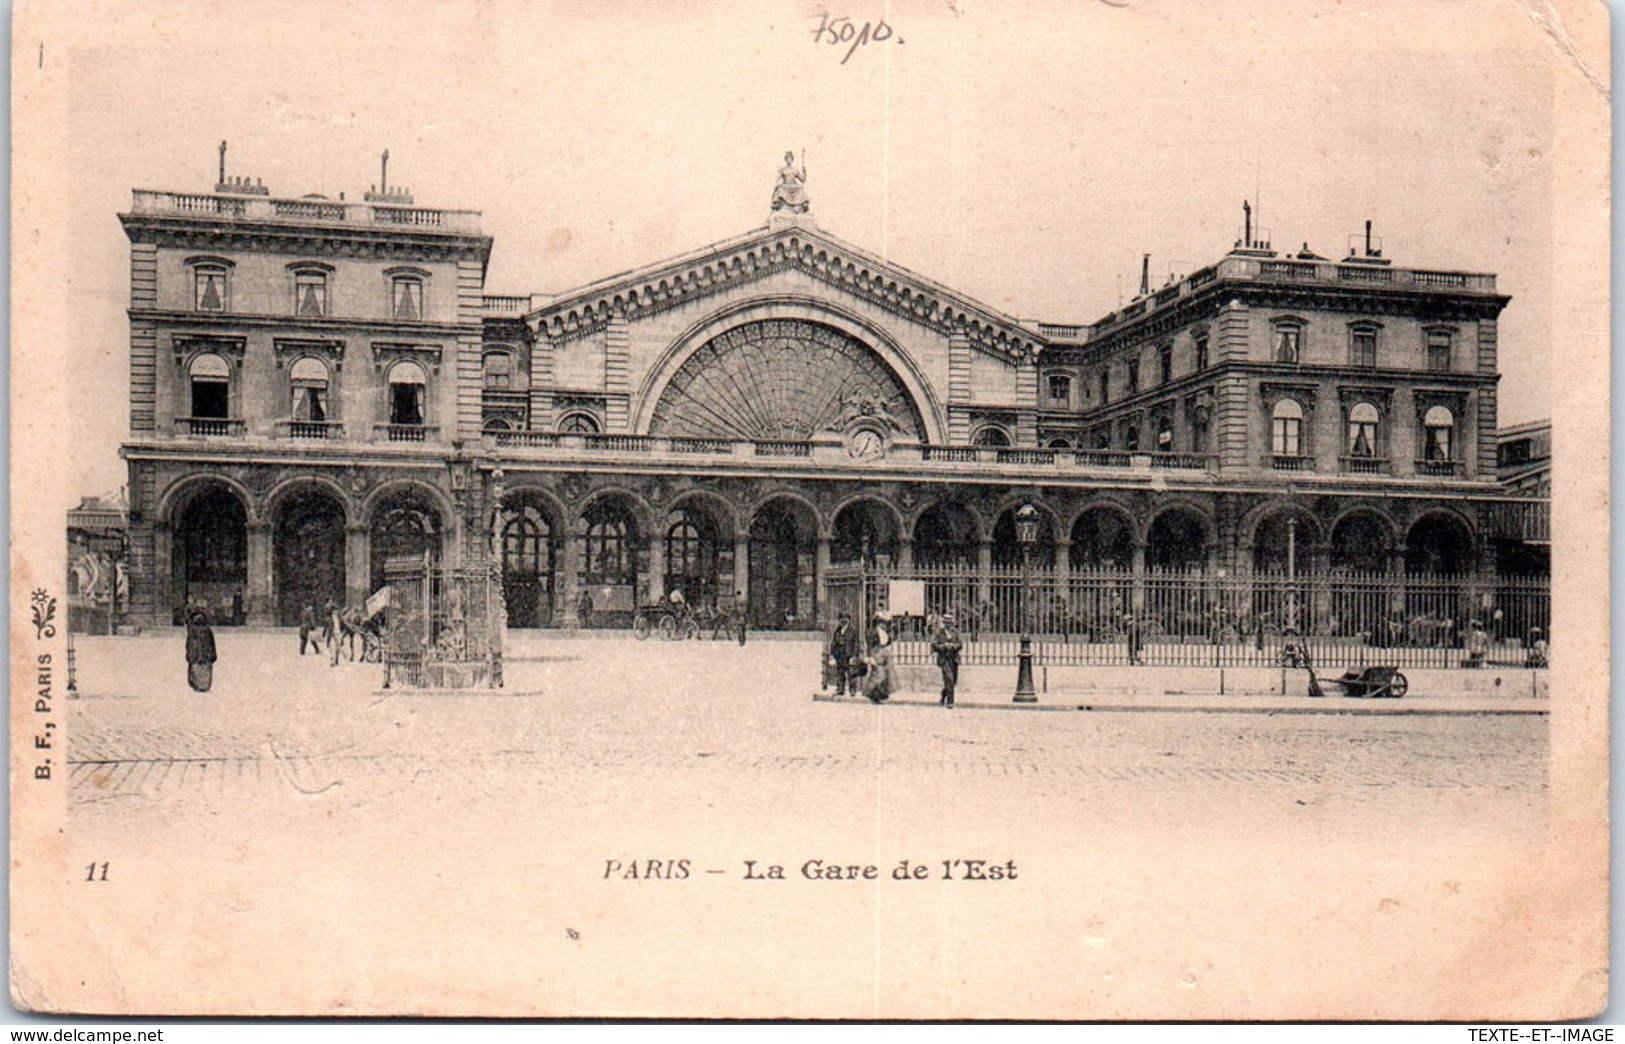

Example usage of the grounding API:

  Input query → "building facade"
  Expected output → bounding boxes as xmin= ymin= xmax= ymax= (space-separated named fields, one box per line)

xmin=118 ymin=159 xmax=1540 ymax=634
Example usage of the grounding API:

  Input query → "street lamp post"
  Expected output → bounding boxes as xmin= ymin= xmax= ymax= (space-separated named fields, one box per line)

xmin=1013 ymin=502 xmax=1039 ymax=703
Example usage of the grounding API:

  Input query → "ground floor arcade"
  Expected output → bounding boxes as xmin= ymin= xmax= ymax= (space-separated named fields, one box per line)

xmin=125 ymin=455 xmax=1532 ymax=635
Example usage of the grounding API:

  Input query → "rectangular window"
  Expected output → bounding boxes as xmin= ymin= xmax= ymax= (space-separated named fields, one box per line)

xmin=1194 ymin=335 xmax=1209 ymax=371
xmin=1126 ymin=360 xmax=1140 ymax=395
xmin=194 ymin=269 xmax=227 ymax=312
xmin=392 ymin=277 xmax=423 ymax=320
xmin=1158 ymin=345 xmax=1173 ymax=385
xmin=1098 ymin=371 xmax=1110 ymax=404
xmin=295 ymin=272 xmax=327 ymax=317
xmin=1047 ymin=374 xmax=1071 ymax=405
xmin=1427 ymin=330 xmax=1452 ymax=371
xmin=1350 ymin=328 xmax=1377 ymax=367
xmin=1274 ymin=326 xmax=1302 ymax=364
xmin=391 ymin=384 xmax=424 ymax=426
xmin=192 ymin=380 xmax=228 ymax=419
xmin=1272 ymin=417 xmax=1302 ymax=456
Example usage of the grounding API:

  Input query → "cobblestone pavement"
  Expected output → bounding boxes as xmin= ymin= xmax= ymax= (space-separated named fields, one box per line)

xmin=49 ymin=632 xmax=1569 ymax=1019
xmin=67 ymin=631 xmax=1546 ymax=803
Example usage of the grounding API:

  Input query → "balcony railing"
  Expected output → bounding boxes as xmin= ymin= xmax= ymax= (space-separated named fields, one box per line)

xmin=481 ymin=295 xmax=531 ymax=314
xmin=280 ymin=420 xmax=345 ymax=440
xmin=754 ymin=440 xmax=813 ymax=458
xmin=1074 ymin=450 xmax=1134 ymax=468
xmin=490 ymin=431 xmax=559 ymax=448
xmin=1414 ymin=459 xmax=1461 ymax=477
xmin=374 ymin=423 xmax=438 ymax=443
xmin=1149 ymin=452 xmax=1216 ymax=471
xmin=1340 ymin=455 xmax=1390 ymax=475
xmin=670 ymin=437 xmax=734 ymax=454
xmin=177 ymin=417 xmax=244 ymax=437
xmin=1264 ymin=453 xmax=1315 ymax=472
xmin=996 ymin=448 xmax=1058 ymax=466
xmin=924 ymin=446 xmax=978 ymax=463
xmin=130 ymin=190 xmax=482 ymax=233
xmin=582 ymin=434 xmax=652 ymax=453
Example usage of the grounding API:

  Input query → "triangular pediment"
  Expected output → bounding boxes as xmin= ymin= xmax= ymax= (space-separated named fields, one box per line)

xmin=527 ymin=224 xmax=1043 ymax=362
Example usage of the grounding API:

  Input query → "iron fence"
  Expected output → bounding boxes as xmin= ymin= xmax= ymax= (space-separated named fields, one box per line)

xmin=382 ymin=555 xmax=503 ymax=687
xmin=824 ymin=565 xmax=1549 ymax=670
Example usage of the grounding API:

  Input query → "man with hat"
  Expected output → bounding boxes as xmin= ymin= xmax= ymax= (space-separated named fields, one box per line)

xmin=826 ymin=611 xmax=859 ymax=697
xmin=931 ymin=610 xmax=964 ymax=708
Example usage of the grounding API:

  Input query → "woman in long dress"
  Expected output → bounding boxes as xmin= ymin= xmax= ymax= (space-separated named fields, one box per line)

xmin=863 ymin=626 xmax=895 ymax=704
xmin=185 ymin=608 xmax=217 ymax=692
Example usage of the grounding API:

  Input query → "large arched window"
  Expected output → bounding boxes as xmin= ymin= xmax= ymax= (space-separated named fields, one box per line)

xmin=972 ymin=426 xmax=1011 ymax=448
xmin=1271 ymin=398 xmax=1304 ymax=456
xmin=388 ymin=361 xmax=427 ymax=427
xmin=1347 ymin=402 xmax=1380 ymax=457
xmin=189 ymin=353 xmax=231 ymax=419
xmin=1423 ymin=405 xmax=1455 ymax=461
xmin=289 ymin=357 xmax=330 ymax=423
xmin=584 ymin=514 xmax=633 ymax=584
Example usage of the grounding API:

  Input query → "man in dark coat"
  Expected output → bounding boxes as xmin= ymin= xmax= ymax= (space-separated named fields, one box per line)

xmin=826 ymin=612 xmax=858 ymax=696
xmin=185 ymin=608 xmax=217 ymax=693
xmin=931 ymin=611 xmax=964 ymax=708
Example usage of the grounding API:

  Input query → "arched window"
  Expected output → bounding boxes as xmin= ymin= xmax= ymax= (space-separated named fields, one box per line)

xmin=972 ymin=426 xmax=1011 ymax=447
xmin=559 ymin=412 xmax=600 ymax=434
xmin=289 ymin=357 xmax=330 ymax=422
xmin=503 ymin=507 xmax=552 ymax=577
xmin=584 ymin=516 xmax=632 ymax=583
xmin=1423 ymin=405 xmax=1455 ymax=461
xmin=189 ymin=353 xmax=230 ymax=419
xmin=388 ymin=361 xmax=427 ymax=427
xmin=1045 ymin=436 xmax=1073 ymax=449
xmin=483 ymin=351 xmax=514 ymax=390
xmin=1347 ymin=402 xmax=1380 ymax=457
xmin=1271 ymin=398 xmax=1304 ymax=456
xmin=482 ymin=417 xmax=514 ymax=434
xmin=1124 ymin=425 xmax=1140 ymax=452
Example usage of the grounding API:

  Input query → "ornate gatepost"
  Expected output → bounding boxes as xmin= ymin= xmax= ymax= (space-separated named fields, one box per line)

xmin=489 ymin=468 xmax=507 ymax=689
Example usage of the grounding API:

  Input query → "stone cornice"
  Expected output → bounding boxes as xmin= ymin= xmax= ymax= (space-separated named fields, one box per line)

xmin=529 ymin=226 xmax=1043 ymax=362
xmin=129 ymin=308 xmax=476 ymax=338
xmin=119 ymin=214 xmax=492 ymax=266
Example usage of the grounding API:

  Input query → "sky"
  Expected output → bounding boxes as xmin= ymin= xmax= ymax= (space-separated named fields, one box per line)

xmin=33 ymin=0 xmax=1578 ymax=503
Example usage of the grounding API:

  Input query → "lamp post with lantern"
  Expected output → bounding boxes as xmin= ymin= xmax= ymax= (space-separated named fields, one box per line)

xmin=1013 ymin=502 xmax=1039 ymax=703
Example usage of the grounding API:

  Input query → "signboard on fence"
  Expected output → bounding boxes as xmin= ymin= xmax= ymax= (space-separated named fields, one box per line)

xmin=887 ymin=579 xmax=925 ymax=617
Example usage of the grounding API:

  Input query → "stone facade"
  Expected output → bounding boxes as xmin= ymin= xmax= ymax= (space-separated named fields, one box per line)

xmin=117 ymin=170 xmax=1537 ymax=632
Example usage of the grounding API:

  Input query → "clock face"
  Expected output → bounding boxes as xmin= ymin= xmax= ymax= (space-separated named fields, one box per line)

xmin=847 ymin=428 xmax=886 ymax=461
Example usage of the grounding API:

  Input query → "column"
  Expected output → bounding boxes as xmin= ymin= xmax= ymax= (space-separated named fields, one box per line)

xmin=1130 ymin=540 xmax=1147 ymax=613
xmin=977 ymin=539 xmax=993 ymax=612
xmin=732 ymin=535 xmax=750 ymax=607
xmin=246 ymin=521 xmax=273 ymax=626
xmin=149 ymin=521 xmax=172 ymax=628
xmin=897 ymin=535 xmax=915 ymax=571
xmin=560 ymin=532 xmax=584 ymax=628
xmin=815 ymin=536 xmax=832 ymax=626
xmin=1055 ymin=539 xmax=1073 ymax=635
xmin=648 ymin=537 xmax=666 ymax=602
xmin=345 ymin=524 xmax=368 ymax=607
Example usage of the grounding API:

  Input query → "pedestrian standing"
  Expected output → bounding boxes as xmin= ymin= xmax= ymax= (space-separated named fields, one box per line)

xmin=1462 ymin=619 xmax=1489 ymax=668
xmin=299 ymin=604 xmax=317 ymax=656
xmin=735 ymin=590 xmax=749 ymax=646
xmin=931 ymin=611 xmax=963 ymax=708
xmin=185 ymin=607 xmax=217 ymax=693
xmin=1526 ymin=628 xmax=1549 ymax=668
xmin=1124 ymin=611 xmax=1143 ymax=665
xmin=862 ymin=627 xmax=895 ymax=704
xmin=329 ymin=602 xmax=345 ymax=666
xmin=826 ymin=612 xmax=858 ymax=696
xmin=321 ymin=599 xmax=337 ymax=650
xmin=576 ymin=587 xmax=594 ymax=630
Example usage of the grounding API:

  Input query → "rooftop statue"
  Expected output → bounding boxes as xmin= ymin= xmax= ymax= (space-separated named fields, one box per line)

xmin=770 ymin=150 xmax=809 ymax=214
